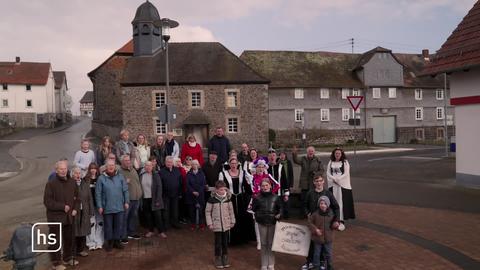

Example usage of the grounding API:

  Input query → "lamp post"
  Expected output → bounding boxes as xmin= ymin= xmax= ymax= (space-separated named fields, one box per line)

xmin=154 ymin=18 xmax=179 ymax=132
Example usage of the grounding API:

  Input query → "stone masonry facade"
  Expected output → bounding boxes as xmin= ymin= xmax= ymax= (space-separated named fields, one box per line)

xmin=121 ymin=84 xmax=269 ymax=151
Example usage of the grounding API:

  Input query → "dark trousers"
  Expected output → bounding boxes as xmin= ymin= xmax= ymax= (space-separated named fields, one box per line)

xmin=214 ymin=231 xmax=229 ymax=256
xmin=282 ymin=198 xmax=290 ymax=218
xmin=123 ymin=200 xmax=140 ymax=238
xmin=104 ymin=212 xmax=124 ymax=241
xmin=163 ymin=196 xmax=179 ymax=228
xmin=188 ymin=203 xmax=205 ymax=225
xmin=49 ymin=224 xmax=73 ymax=266
xmin=142 ymin=198 xmax=165 ymax=233
xmin=301 ymin=189 xmax=309 ymax=218
xmin=75 ymin=236 xmax=86 ymax=254
xmin=313 ymin=242 xmax=333 ymax=269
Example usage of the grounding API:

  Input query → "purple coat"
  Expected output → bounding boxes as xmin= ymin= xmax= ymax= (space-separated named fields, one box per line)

xmin=186 ymin=170 xmax=206 ymax=205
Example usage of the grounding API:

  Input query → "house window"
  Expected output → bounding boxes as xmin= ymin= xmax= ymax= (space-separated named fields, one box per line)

xmin=388 ymin=87 xmax=397 ymax=98
xmin=225 ymin=89 xmax=239 ymax=108
xmin=320 ymin=109 xmax=330 ymax=122
xmin=189 ymin=90 xmax=202 ymax=108
xmin=294 ymin=88 xmax=304 ymax=99
xmin=227 ymin=117 xmax=238 ymax=133
xmin=26 ymin=99 xmax=32 ymax=108
xmin=341 ymin=88 xmax=349 ymax=99
xmin=415 ymin=107 xmax=423 ymax=120
xmin=26 ymin=85 xmax=31 ymax=91
xmin=154 ymin=119 xmax=167 ymax=135
xmin=342 ymin=108 xmax=350 ymax=121
xmin=295 ymin=109 xmax=304 ymax=122
xmin=436 ymin=107 xmax=445 ymax=120
xmin=153 ymin=91 xmax=166 ymax=109
xmin=415 ymin=89 xmax=423 ymax=100
xmin=2 ymin=99 xmax=8 ymax=107
xmin=436 ymin=89 xmax=444 ymax=100
xmin=352 ymin=108 xmax=361 ymax=119
xmin=373 ymin=88 xmax=381 ymax=99
xmin=352 ymin=89 xmax=361 ymax=96
xmin=320 ymin=88 xmax=329 ymax=99
xmin=2 ymin=84 xmax=7 ymax=90
xmin=437 ymin=127 xmax=445 ymax=140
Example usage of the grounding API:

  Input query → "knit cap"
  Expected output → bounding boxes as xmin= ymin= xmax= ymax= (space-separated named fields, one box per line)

xmin=318 ymin=196 xmax=330 ymax=208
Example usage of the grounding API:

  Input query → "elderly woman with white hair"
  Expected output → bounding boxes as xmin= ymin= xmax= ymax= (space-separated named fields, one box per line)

xmin=186 ymin=159 xmax=207 ymax=231
xmin=72 ymin=166 xmax=94 ymax=258
xmin=140 ymin=161 xmax=167 ymax=238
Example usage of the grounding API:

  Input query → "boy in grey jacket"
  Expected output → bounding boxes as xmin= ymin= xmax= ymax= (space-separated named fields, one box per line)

xmin=205 ymin=181 xmax=236 ymax=269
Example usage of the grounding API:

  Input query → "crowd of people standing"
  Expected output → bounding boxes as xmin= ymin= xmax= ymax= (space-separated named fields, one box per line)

xmin=43 ymin=127 xmax=355 ymax=270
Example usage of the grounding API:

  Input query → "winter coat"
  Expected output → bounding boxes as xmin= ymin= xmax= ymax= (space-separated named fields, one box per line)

xmin=115 ymin=140 xmax=136 ymax=164
xmin=96 ymin=147 xmax=114 ymax=167
xmin=203 ymin=160 xmax=222 ymax=188
xmin=119 ymin=167 xmax=142 ymax=201
xmin=4 ymin=223 xmax=35 ymax=267
xmin=95 ymin=170 xmax=129 ymax=214
xmin=205 ymin=192 xmax=236 ymax=232
xmin=74 ymin=179 xmax=95 ymax=236
xmin=43 ymin=175 xmax=79 ymax=224
xmin=165 ymin=139 xmax=180 ymax=158
xmin=140 ymin=171 xmax=164 ymax=211
xmin=278 ymin=158 xmax=294 ymax=188
xmin=180 ymin=142 xmax=205 ymax=166
xmin=151 ymin=144 xmax=167 ymax=168
xmin=159 ymin=167 xmax=183 ymax=198
xmin=308 ymin=209 xmax=335 ymax=244
xmin=73 ymin=150 xmax=96 ymax=177
xmin=186 ymin=170 xmax=206 ymax=205
xmin=208 ymin=135 xmax=232 ymax=163
xmin=292 ymin=153 xmax=324 ymax=190
xmin=304 ymin=189 xmax=340 ymax=220
xmin=252 ymin=191 xmax=282 ymax=226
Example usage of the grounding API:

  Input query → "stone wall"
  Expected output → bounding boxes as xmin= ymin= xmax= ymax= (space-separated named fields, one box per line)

xmin=272 ymin=128 xmax=372 ymax=147
xmin=397 ymin=126 xmax=456 ymax=144
xmin=121 ymin=84 xmax=269 ymax=151
xmin=90 ymin=55 xmax=129 ymax=126
xmin=91 ymin=120 xmax=122 ymax=141
xmin=0 ymin=113 xmax=36 ymax=128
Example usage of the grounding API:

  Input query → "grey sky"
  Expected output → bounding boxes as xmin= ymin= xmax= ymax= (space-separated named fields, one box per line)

xmin=0 ymin=0 xmax=476 ymax=115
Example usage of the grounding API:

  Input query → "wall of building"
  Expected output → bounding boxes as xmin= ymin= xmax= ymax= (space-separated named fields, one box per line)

xmin=91 ymin=55 xmax=129 ymax=127
xmin=362 ymin=53 xmax=404 ymax=86
xmin=121 ymin=84 xmax=269 ymax=151
xmin=450 ymin=70 xmax=480 ymax=186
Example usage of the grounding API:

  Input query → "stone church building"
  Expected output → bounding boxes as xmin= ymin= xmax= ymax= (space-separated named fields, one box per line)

xmin=88 ymin=1 xmax=269 ymax=148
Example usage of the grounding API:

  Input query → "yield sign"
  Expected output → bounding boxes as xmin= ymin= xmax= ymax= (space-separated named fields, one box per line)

xmin=347 ymin=96 xmax=364 ymax=111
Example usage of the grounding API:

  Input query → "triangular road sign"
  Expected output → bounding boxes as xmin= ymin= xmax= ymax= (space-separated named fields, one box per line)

xmin=347 ymin=96 xmax=364 ymax=111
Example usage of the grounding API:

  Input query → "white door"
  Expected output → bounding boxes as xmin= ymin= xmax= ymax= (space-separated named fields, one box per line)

xmin=372 ymin=116 xmax=396 ymax=143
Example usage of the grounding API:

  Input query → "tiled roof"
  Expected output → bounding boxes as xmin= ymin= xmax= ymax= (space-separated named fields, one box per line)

xmin=0 ymin=62 xmax=50 ymax=85
xmin=80 ymin=91 xmax=94 ymax=103
xmin=53 ymin=71 xmax=66 ymax=89
xmin=240 ymin=49 xmax=442 ymax=89
xmin=121 ymin=42 xmax=269 ymax=86
xmin=240 ymin=50 xmax=363 ymax=88
xmin=423 ymin=1 xmax=480 ymax=75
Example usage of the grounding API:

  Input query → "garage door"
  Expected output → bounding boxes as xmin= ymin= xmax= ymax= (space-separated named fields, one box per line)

xmin=372 ymin=116 xmax=396 ymax=143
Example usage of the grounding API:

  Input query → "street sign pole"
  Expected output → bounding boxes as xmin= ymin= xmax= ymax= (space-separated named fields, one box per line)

xmin=347 ymin=95 xmax=364 ymax=164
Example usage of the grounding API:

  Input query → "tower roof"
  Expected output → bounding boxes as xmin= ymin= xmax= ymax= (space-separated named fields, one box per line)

xmin=132 ymin=1 xmax=160 ymax=24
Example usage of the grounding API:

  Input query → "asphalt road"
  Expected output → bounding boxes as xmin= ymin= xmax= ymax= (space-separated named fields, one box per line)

xmin=0 ymin=118 xmax=89 ymax=253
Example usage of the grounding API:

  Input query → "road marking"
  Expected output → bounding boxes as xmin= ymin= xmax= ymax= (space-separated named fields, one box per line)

xmin=0 ymin=139 xmax=28 ymax=143
xmin=0 ymin=172 xmax=18 ymax=178
xmin=368 ymin=156 xmax=442 ymax=162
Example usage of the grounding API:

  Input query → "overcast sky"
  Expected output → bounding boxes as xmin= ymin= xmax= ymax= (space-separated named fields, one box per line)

xmin=0 ymin=0 xmax=476 ymax=115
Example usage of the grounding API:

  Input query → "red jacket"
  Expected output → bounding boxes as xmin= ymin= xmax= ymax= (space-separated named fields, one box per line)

xmin=180 ymin=143 xmax=205 ymax=166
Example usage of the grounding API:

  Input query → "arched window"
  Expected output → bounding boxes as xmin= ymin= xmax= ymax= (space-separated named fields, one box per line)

xmin=153 ymin=27 xmax=160 ymax=36
xmin=141 ymin=24 xmax=150 ymax=35
xmin=133 ymin=25 xmax=139 ymax=36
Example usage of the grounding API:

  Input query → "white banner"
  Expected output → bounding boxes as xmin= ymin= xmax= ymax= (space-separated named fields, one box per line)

xmin=272 ymin=221 xmax=311 ymax=257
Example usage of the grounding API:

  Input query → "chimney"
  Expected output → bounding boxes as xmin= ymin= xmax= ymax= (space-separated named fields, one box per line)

xmin=15 ymin=56 xmax=20 ymax=64
xmin=422 ymin=49 xmax=429 ymax=61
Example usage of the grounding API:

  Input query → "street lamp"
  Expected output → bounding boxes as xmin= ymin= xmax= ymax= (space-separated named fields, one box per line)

xmin=154 ymin=18 xmax=178 ymax=132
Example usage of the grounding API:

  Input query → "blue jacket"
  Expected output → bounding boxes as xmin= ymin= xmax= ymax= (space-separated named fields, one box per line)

xmin=159 ymin=167 xmax=182 ymax=198
xmin=95 ymin=170 xmax=129 ymax=214
xmin=186 ymin=170 xmax=206 ymax=205
xmin=208 ymin=136 xmax=231 ymax=163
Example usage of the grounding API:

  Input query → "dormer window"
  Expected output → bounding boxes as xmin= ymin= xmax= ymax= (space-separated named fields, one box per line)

xmin=141 ymin=24 xmax=150 ymax=35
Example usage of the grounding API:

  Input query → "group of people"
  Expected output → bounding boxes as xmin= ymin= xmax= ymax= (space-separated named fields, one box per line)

xmin=43 ymin=126 xmax=356 ymax=270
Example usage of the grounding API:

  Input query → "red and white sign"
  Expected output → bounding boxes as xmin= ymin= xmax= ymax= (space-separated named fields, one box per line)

xmin=347 ymin=96 xmax=364 ymax=111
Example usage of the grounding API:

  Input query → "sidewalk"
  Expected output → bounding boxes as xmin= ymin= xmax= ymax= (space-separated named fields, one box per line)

xmin=22 ymin=202 xmax=479 ymax=270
